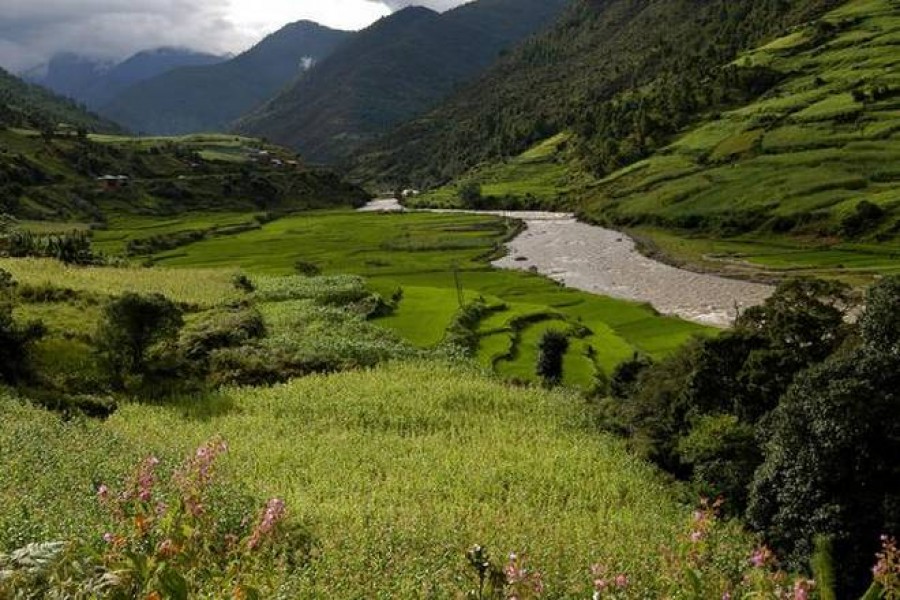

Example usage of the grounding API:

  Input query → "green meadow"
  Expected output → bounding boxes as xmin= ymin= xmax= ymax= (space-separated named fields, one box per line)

xmin=1 ymin=361 xmax=752 ymax=596
xmin=149 ymin=210 xmax=708 ymax=387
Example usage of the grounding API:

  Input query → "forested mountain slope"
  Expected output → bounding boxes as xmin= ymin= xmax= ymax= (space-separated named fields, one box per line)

xmin=236 ymin=0 xmax=570 ymax=164
xmin=100 ymin=22 xmax=351 ymax=135
xmin=352 ymin=0 xmax=843 ymax=187
xmin=0 ymin=68 xmax=120 ymax=133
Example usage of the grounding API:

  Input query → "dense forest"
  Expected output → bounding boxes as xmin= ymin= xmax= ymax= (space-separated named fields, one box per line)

xmin=602 ymin=276 xmax=900 ymax=596
xmin=351 ymin=0 xmax=842 ymax=187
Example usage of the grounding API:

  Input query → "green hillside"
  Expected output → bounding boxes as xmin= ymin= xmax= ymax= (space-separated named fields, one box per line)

xmin=0 ymin=129 xmax=367 ymax=223
xmin=578 ymin=0 xmax=900 ymax=279
xmin=0 ymin=68 xmax=120 ymax=133
xmin=100 ymin=22 xmax=351 ymax=135
xmin=236 ymin=0 xmax=569 ymax=164
xmin=352 ymin=0 xmax=841 ymax=187
xmin=400 ymin=0 xmax=898 ymax=283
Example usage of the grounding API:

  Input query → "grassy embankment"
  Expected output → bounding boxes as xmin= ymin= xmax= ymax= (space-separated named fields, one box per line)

xmin=146 ymin=210 xmax=707 ymax=388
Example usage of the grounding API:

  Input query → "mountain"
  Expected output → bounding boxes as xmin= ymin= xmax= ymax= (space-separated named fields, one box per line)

xmin=21 ymin=54 xmax=113 ymax=101
xmin=235 ymin=0 xmax=571 ymax=164
xmin=0 ymin=67 xmax=120 ymax=133
xmin=351 ymin=0 xmax=843 ymax=187
xmin=99 ymin=21 xmax=351 ymax=136
xmin=25 ymin=48 xmax=226 ymax=109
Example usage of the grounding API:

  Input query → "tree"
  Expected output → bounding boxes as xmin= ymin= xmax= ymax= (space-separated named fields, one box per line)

xmin=96 ymin=293 xmax=183 ymax=389
xmin=458 ymin=182 xmax=483 ymax=208
xmin=748 ymin=348 xmax=900 ymax=596
xmin=0 ymin=269 xmax=43 ymax=383
xmin=859 ymin=275 xmax=900 ymax=355
xmin=536 ymin=330 xmax=568 ymax=386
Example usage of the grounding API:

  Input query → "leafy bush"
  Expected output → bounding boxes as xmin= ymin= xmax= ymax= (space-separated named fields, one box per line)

xmin=536 ymin=329 xmax=568 ymax=386
xmin=0 ymin=269 xmax=44 ymax=384
xmin=748 ymin=347 xmax=900 ymax=596
xmin=179 ymin=304 xmax=266 ymax=365
xmin=860 ymin=275 xmax=900 ymax=355
xmin=95 ymin=292 xmax=184 ymax=390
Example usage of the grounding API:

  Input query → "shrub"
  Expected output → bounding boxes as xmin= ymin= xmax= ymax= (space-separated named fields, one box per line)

xmin=231 ymin=273 xmax=255 ymax=293
xmin=841 ymin=200 xmax=886 ymax=237
xmin=860 ymin=275 xmax=900 ymax=355
xmin=0 ymin=269 xmax=44 ymax=384
xmin=536 ymin=330 xmax=568 ymax=386
xmin=748 ymin=347 xmax=900 ymax=596
xmin=179 ymin=305 xmax=267 ymax=365
xmin=294 ymin=260 xmax=322 ymax=277
xmin=95 ymin=292 xmax=184 ymax=390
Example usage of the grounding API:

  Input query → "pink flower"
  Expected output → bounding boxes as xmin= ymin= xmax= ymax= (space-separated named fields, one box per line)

xmin=690 ymin=530 xmax=704 ymax=543
xmin=793 ymin=579 xmax=814 ymax=600
xmin=102 ymin=532 xmax=114 ymax=544
xmin=247 ymin=497 xmax=287 ymax=550
xmin=750 ymin=546 xmax=773 ymax=568
xmin=97 ymin=484 xmax=109 ymax=500
xmin=614 ymin=574 xmax=628 ymax=588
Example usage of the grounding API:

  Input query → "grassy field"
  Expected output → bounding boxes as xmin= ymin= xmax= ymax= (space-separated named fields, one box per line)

xmin=90 ymin=211 xmax=262 ymax=255
xmin=149 ymin=210 xmax=709 ymax=387
xmin=632 ymin=226 xmax=900 ymax=285
xmin=411 ymin=133 xmax=593 ymax=209
xmin=0 ymin=361 xmax=752 ymax=596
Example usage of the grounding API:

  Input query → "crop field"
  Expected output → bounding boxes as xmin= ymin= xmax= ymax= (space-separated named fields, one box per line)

xmin=633 ymin=227 xmax=900 ymax=285
xmin=411 ymin=133 xmax=592 ymax=209
xmin=0 ymin=362 xmax=753 ymax=596
xmin=91 ymin=211 xmax=261 ymax=255
xmin=567 ymin=0 xmax=900 ymax=274
xmin=148 ymin=210 xmax=709 ymax=387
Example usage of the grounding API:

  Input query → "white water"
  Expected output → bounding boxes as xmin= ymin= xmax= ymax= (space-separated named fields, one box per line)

xmin=360 ymin=199 xmax=773 ymax=327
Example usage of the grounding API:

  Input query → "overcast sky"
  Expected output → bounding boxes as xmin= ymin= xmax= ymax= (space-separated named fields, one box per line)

xmin=0 ymin=0 xmax=473 ymax=72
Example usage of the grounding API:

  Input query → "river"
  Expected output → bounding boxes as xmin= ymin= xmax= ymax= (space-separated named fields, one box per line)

xmin=359 ymin=199 xmax=773 ymax=327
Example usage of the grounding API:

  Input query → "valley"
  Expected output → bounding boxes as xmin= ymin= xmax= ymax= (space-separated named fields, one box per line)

xmin=1 ymin=0 xmax=898 ymax=597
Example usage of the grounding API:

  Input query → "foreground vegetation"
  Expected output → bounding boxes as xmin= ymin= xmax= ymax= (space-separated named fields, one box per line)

xmin=6 ymin=360 xmax=897 ymax=598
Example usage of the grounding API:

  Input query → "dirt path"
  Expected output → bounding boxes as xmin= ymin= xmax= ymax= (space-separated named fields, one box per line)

xmin=360 ymin=199 xmax=773 ymax=327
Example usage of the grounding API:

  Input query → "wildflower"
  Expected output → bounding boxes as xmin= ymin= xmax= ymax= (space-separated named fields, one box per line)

xmin=750 ymin=546 xmax=774 ymax=568
xmin=102 ymin=532 xmax=114 ymax=544
xmin=872 ymin=535 xmax=899 ymax=591
xmin=247 ymin=497 xmax=287 ymax=550
xmin=97 ymin=484 xmax=109 ymax=500
xmin=614 ymin=574 xmax=628 ymax=588
xmin=690 ymin=530 xmax=704 ymax=543
xmin=792 ymin=579 xmax=814 ymax=600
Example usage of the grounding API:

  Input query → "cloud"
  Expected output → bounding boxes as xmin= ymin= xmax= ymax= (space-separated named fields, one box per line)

xmin=0 ymin=0 xmax=475 ymax=73
xmin=0 ymin=1 xmax=246 ymax=72
xmin=370 ymin=0 xmax=473 ymax=11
